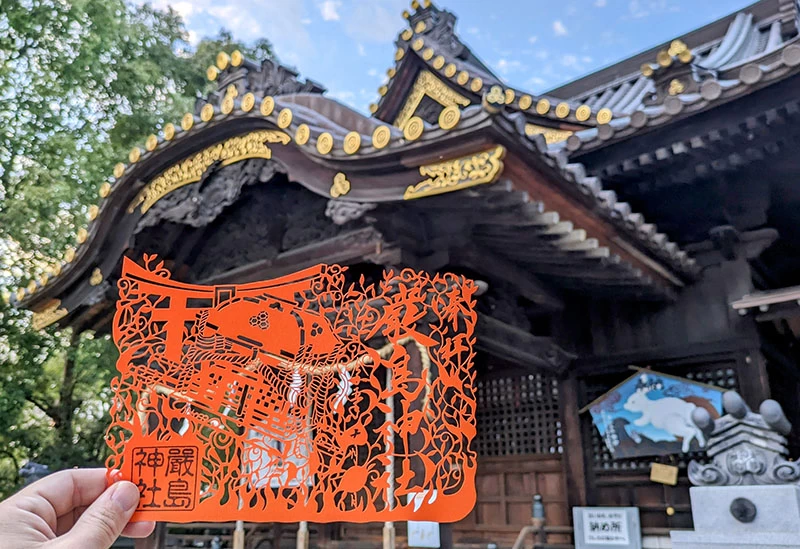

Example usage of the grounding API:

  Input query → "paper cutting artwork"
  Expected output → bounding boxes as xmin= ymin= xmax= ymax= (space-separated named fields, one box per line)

xmin=106 ymin=255 xmax=478 ymax=523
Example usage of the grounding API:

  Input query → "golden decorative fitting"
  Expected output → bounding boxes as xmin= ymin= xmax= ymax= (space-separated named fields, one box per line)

xmin=231 ymin=49 xmax=244 ymax=67
xmin=372 ymin=125 xmax=391 ymax=149
xmin=457 ymin=71 xmax=469 ymax=85
xmin=206 ymin=66 xmax=219 ymax=81
xmin=519 ymin=95 xmax=532 ymax=110
xmin=343 ymin=131 xmax=361 ymax=154
xmin=596 ymin=108 xmax=613 ymax=125
xmin=89 ymin=268 xmax=103 ymax=286
xmin=668 ymin=39 xmax=688 ymax=56
xmin=504 ymin=89 xmax=515 ymax=104
xmin=412 ymin=38 xmax=424 ymax=51
xmin=76 ymin=227 xmax=88 ymax=244
xmin=295 ymin=124 xmax=310 ymax=145
xmin=422 ymin=47 xmax=434 ymax=61
xmin=444 ymin=63 xmax=457 ymax=78
xmin=241 ymin=92 xmax=255 ymax=112
xmin=403 ymin=116 xmax=424 ymax=140
xmin=369 ymin=103 xmax=379 ymax=114
xmin=405 ymin=145 xmax=506 ymax=200
xmin=201 ymin=104 xmax=214 ymax=122
xmin=575 ymin=104 xmax=591 ymax=122
xmin=641 ymin=63 xmax=654 ymax=77
xmin=402 ymin=9 xmax=410 ymax=18
xmin=216 ymin=51 xmax=230 ymax=70
xmin=486 ymin=85 xmax=505 ymax=106
xmin=415 ymin=21 xmax=426 ymax=33
xmin=145 ymin=134 xmax=158 ymax=151
xmin=411 ymin=0 xmax=420 ymax=9
xmin=678 ymin=50 xmax=693 ymax=64
xmin=656 ymin=50 xmax=672 ymax=67
xmin=316 ymin=132 xmax=334 ymax=154
xmin=129 ymin=130 xmax=290 ymax=214
xmin=378 ymin=85 xmax=388 ymax=96
xmin=536 ymin=98 xmax=551 ymax=114
xmin=525 ymin=124 xmax=574 ymax=144
xmin=221 ymin=96 xmax=234 ymax=115
xmin=15 ymin=288 xmax=25 ymax=302
xmin=163 ymin=123 xmax=175 ymax=140
xmin=433 ymin=55 xmax=445 ymax=70
xmin=395 ymin=47 xmax=405 ymax=61
xmin=330 ymin=172 xmax=351 ymax=198
xmin=32 ymin=300 xmax=68 ymax=330
xmin=470 ymin=77 xmax=483 ymax=93
xmin=555 ymin=102 xmax=570 ymax=118
xmin=387 ymin=67 xmax=397 ymax=78
xmin=668 ymin=78 xmax=685 ymax=96
xmin=88 ymin=204 xmax=99 ymax=221
xmin=99 ymin=183 xmax=111 ymax=199
xmin=51 ymin=263 xmax=61 ymax=276
xmin=113 ymin=163 xmax=125 ymax=178
xmin=129 ymin=147 xmax=141 ymax=163
xmin=261 ymin=96 xmax=275 ymax=116
xmin=394 ymin=70 xmax=469 ymax=130
xmin=666 ymin=506 xmax=675 ymax=517
xmin=401 ymin=29 xmax=413 ymax=41
xmin=438 ymin=105 xmax=460 ymax=129
xmin=64 ymin=247 xmax=76 ymax=263
xmin=27 ymin=280 xmax=36 ymax=293
xmin=225 ymin=84 xmax=238 ymax=99
xmin=181 ymin=113 xmax=194 ymax=131
xmin=39 ymin=273 xmax=48 ymax=286
xmin=423 ymin=0 xmax=431 ymax=6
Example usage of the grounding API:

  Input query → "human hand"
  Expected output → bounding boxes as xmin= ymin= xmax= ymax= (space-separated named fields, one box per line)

xmin=0 ymin=468 xmax=155 ymax=549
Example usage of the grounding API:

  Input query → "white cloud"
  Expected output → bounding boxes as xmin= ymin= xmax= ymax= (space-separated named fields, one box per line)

xmin=367 ymin=68 xmax=378 ymax=77
xmin=342 ymin=0 xmax=408 ymax=43
xmin=319 ymin=0 xmax=341 ymax=21
xmin=301 ymin=18 xmax=312 ymax=24
xmin=528 ymin=35 xmax=538 ymax=44
xmin=582 ymin=55 xmax=593 ymax=63
xmin=561 ymin=54 xmax=578 ymax=67
xmin=553 ymin=20 xmax=568 ymax=36
xmin=595 ymin=0 xmax=607 ymax=6
xmin=495 ymin=58 xmax=524 ymax=75
xmin=358 ymin=43 xmax=366 ymax=56
xmin=187 ymin=30 xmax=199 ymax=45
xmin=467 ymin=27 xmax=480 ymax=35
xmin=535 ymin=50 xmax=550 ymax=60
xmin=526 ymin=76 xmax=547 ymax=88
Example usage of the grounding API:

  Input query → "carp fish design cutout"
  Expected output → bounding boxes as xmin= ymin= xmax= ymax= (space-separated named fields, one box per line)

xmin=106 ymin=255 xmax=478 ymax=523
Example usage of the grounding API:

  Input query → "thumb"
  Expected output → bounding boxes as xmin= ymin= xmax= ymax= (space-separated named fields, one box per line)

xmin=58 ymin=481 xmax=141 ymax=549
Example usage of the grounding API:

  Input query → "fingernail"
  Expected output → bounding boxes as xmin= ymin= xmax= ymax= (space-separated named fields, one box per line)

xmin=110 ymin=481 xmax=141 ymax=512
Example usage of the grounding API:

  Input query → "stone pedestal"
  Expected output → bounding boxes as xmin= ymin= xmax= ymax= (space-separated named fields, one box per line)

xmin=670 ymin=485 xmax=800 ymax=548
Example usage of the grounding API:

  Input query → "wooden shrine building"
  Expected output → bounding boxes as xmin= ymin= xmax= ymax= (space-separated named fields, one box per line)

xmin=15 ymin=0 xmax=800 ymax=546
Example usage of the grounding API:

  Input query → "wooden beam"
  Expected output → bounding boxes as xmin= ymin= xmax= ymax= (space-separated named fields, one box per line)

xmin=476 ymin=315 xmax=575 ymax=373
xmin=455 ymin=247 xmax=564 ymax=311
xmin=559 ymin=374 xmax=587 ymax=509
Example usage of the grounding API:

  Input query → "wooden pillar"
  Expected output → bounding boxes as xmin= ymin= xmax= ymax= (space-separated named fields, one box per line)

xmin=135 ymin=522 xmax=167 ymax=549
xmin=558 ymin=374 xmax=587 ymax=509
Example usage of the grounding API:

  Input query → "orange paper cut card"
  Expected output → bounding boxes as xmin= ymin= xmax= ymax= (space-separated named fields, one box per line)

xmin=106 ymin=255 xmax=478 ymax=523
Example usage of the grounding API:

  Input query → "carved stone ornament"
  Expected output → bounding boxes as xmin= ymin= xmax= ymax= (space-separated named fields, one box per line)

xmin=688 ymin=391 xmax=800 ymax=486
xmin=324 ymin=199 xmax=377 ymax=226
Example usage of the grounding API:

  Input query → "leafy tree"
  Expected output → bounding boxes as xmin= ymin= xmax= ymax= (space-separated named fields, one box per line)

xmin=0 ymin=0 xmax=272 ymax=496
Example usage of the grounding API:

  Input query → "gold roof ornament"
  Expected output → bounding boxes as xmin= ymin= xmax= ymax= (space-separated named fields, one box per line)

xmin=422 ymin=47 xmax=434 ymax=61
xmin=504 ymin=89 xmax=515 ymax=104
xmin=387 ymin=67 xmax=397 ymax=78
xmin=668 ymin=78 xmax=685 ymax=95
xmin=99 ymin=182 xmax=112 ymax=198
xmin=372 ymin=125 xmax=391 ymax=149
xmin=343 ymin=131 xmax=361 ymax=154
xmin=64 ymin=247 xmax=76 ymax=263
xmin=438 ymin=105 xmax=461 ymax=129
xmin=181 ymin=113 xmax=194 ymax=131
xmin=145 ymin=134 xmax=158 ymax=151
xmin=536 ymin=98 xmax=551 ymax=115
xmin=519 ymin=95 xmax=532 ymax=110
xmin=369 ymin=103 xmax=379 ymax=114
xmin=641 ymin=63 xmax=654 ymax=77
xmin=395 ymin=48 xmax=405 ymax=61
xmin=656 ymin=49 xmax=672 ymax=67
xmin=89 ymin=268 xmax=103 ymax=286
xmin=401 ymin=29 xmax=413 ymax=41
xmin=411 ymin=0 xmax=420 ymax=9
xmin=596 ymin=108 xmax=613 ymax=125
xmin=113 ymin=162 xmax=125 ymax=178
xmin=484 ymin=86 xmax=505 ymax=113
xmin=221 ymin=95 xmax=234 ymax=115
xmin=412 ymin=38 xmax=424 ymax=51
xmin=403 ymin=116 xmax=424 ymax=140
xmin=129 ymin=147 xmax=141 ymax=163
xmin=404 ymin=145 xmax=506 ymax=200
xmin=444 ymin=63 xmax=457 ymax=78
xmin=231 ymin=49 xmax=244 ymax=67
xmin=31 ymin=300 xmax=68 ymax=330
xmin=433 ymin=55 xmax=445 ymax=70
xmin=206 ymin=66 xmax=219 ymax=81
xmin=402 ymin=9 xmax=410 ymax=18
xmin=39 ymin=273 xmax=48 ymax=286
xmin=241 ymin=92 xmax=255 ymax=112
xmin=27 ymin=280 xmax=36 ymax=293
xmin=76 ymin=227 xmax=88 ymax=244
xmin=50 ymin=263 xmax=61 ymax=276
xmin=295 ymin=124 xmax=310 ymax=145
xmin=457 ymin=71 xmax=469 ymax=85
xmin=216 ymin=51 xmax=230 ymax=70
xmin=330 ymin=172 xmax=351 ymax=198
xmin=163 ymin=122 xmax=175 ymax=140
xmin=261 ymin=96 xmax=275 ymax=116
xmin=575 ymin=104 xmax=591 ymax=122
xmin=415 ymin=21 xmax=426 ymax=33
xmin=15 ymin=288 xmax=25 ymax=302
xmin=470 ymin=77 xmax=483 ymax=93
xmin=316 ymin=132 xmax=334 ymax=154
xmin=200 ymin=104 xmax=214 ymax=122
xmin=88 ymin=205 xmax=99 ymax=221
xmin=555 ymin=102 xmax=570 ymax=118
xmin=378 ymin=85 xmax=388 ymax=96
xmin=678 ymin=49 xmax=693 ymax=64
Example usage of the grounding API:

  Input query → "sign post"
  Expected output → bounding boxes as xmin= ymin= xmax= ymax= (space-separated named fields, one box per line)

xmin=573 ymin=507 xmax=641 ymax=549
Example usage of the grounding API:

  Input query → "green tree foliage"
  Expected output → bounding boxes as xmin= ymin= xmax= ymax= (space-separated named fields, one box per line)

xmin=0 ymin=0 xmax=272 ymax=496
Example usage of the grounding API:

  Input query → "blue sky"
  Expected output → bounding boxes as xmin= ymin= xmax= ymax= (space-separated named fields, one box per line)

xmin=152 ymin=0 xmax=755 ymax=113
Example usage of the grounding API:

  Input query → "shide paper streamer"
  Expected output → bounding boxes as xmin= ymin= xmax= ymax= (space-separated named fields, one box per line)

xmin=106 ymin=255 xmax=477 ymax=523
